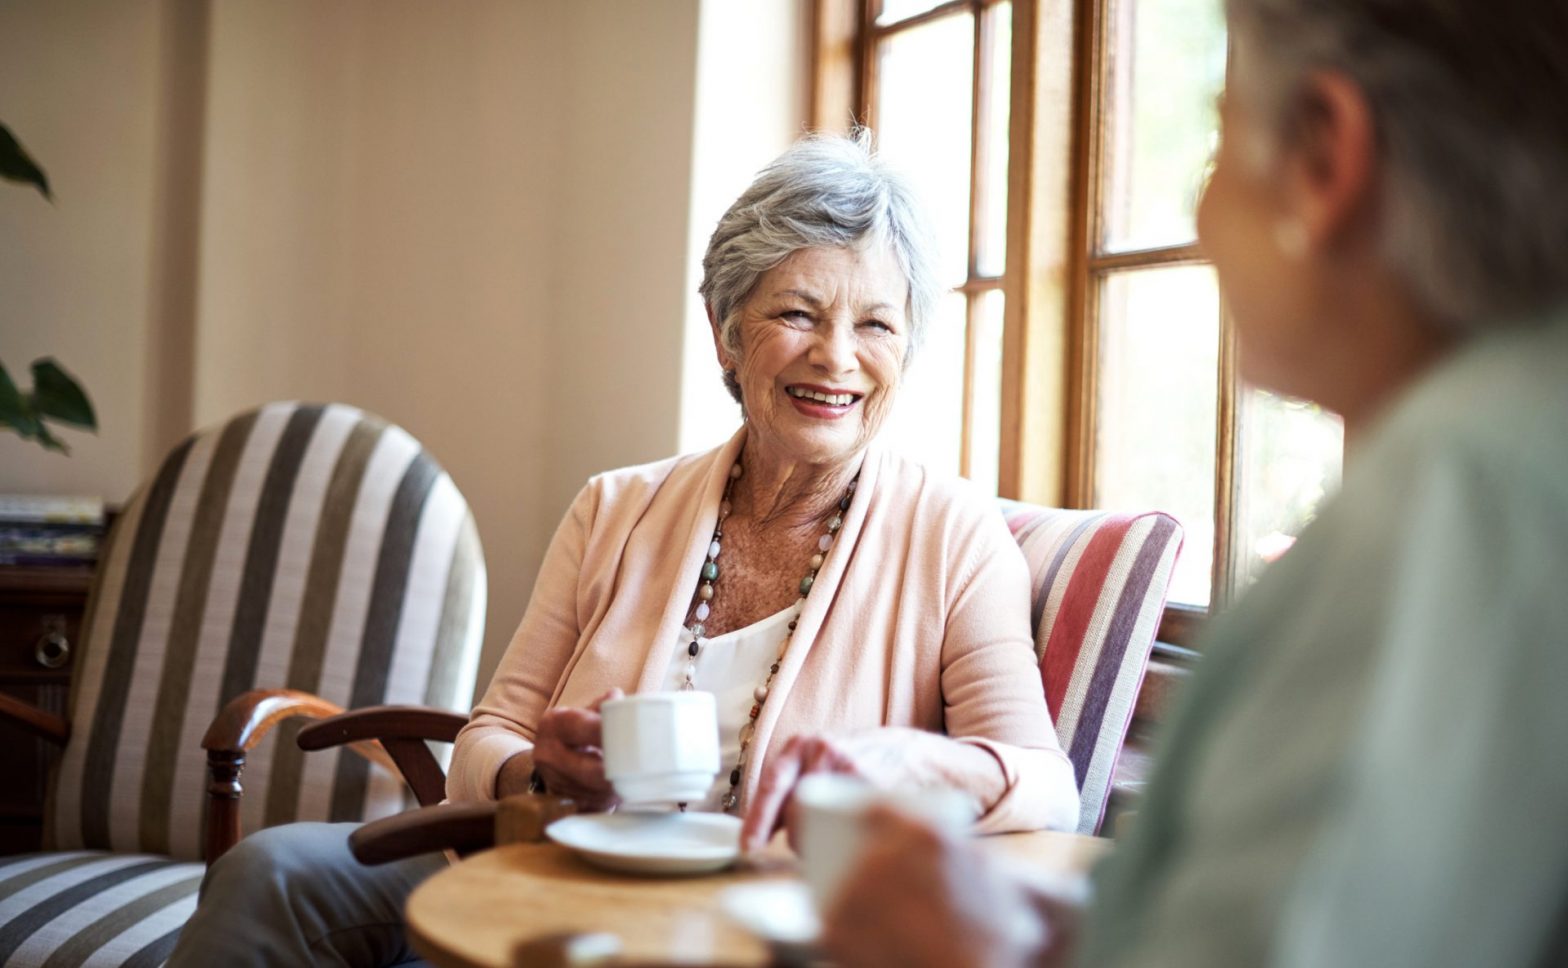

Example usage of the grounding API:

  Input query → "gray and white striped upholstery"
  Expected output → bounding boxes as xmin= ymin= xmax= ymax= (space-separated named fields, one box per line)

xmin=1 ymin=402 xmax=485 ymax=967
xmin=0 ymin=854 xmax=200 ymax=968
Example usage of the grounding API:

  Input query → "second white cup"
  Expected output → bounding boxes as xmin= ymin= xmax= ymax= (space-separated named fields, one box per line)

xmin=600 ymin=691 xmax=720 ymax=805
xmin=795 ymin=773 xmax=977 ymax=912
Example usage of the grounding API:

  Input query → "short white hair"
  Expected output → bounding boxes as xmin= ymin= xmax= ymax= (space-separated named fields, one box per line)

xmin=698 ymin=130 xmax=942 ymax=401
xmin=1228 ymin=0 xmax=1568 ymax=329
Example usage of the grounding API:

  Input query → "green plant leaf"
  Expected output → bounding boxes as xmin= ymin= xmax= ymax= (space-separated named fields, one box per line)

xmin=31 ymin=358 xmax=96 ymax=430
xmin=30 ymin=417 xmax=67 ymax=453
xmin=0 ymin=123 xmax=52 ymax=200
xmin=0 ymin=361 xmax=42 ymax=437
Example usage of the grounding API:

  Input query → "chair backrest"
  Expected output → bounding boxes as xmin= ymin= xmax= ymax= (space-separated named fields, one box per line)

xmin=1000 ymin=501 xmax=1182 ymax=835
xmin=47 ymin=402 xmax=486 ymax=861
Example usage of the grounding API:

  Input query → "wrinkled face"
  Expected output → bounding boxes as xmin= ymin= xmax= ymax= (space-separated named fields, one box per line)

xmin=715 ymin=244 xmax=910 ymax=469
xmin=1196 ymin=52 xmax=1323 ymax=398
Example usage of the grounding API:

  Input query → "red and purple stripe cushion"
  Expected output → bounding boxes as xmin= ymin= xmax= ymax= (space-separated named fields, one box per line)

xmin=999 ymin=501 xmax=1183 ymax=835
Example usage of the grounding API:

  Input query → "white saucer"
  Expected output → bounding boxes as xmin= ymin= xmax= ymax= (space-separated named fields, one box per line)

xmin=545 ymin=811 xmax=742 ymax=875
xmin=719 ymin=880 xmax=821 ymax=963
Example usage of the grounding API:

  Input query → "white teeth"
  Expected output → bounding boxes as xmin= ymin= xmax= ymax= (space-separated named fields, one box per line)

xmin=788 ymin=387 xmax=856 ymax=406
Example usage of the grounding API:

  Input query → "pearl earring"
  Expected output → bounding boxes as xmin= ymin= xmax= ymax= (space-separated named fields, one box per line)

xmin=1274 ymin=218 xmax=1309 ymax=260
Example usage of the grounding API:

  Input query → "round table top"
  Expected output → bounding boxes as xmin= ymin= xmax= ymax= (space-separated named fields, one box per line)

xmin=404 ymin=829 xmax=1107 ymax=968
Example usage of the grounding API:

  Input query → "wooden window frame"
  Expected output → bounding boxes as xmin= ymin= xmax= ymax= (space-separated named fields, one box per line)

xmin=1054 ymin=0 xmax=1236 ymax=642
xmin=813 ymin=0 xmax=1231 ymax=651
xmin=817 ymin=0 xmax=1013 ymax=483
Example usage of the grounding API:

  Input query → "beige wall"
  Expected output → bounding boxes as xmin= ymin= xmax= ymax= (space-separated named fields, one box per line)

xmin=0 ymin=0 xmax=806 ymax=692
xmin=193 ymin=0 xmax=578 ymax=689
xmin=0 ymin=0 xmax=171 ymax=501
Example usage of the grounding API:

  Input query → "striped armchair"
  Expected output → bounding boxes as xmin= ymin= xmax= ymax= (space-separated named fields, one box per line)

xmin=0 ymin=402 xmax=485 ymax=967
xmin=1001 ymin=501 xmax=1183 ymax=835
xmin=341 ymin=499 xmax=1187 ymax=870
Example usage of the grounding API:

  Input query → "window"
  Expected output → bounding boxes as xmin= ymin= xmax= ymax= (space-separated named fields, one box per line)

xmin=820 ymin=0 xmax=1015 ymax=493
xmin=815 ymin=0 xmax=1344 ymax=644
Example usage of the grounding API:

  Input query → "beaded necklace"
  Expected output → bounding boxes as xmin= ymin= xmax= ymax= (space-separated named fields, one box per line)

xmin=680 ymin=458 xmax=858 ymax=812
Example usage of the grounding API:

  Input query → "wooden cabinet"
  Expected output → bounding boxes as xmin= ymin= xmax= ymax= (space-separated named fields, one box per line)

xmin=0 ymin=566 xmax=91 ymax=854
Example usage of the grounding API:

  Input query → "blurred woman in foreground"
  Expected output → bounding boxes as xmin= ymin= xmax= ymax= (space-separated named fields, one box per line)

xmin=820 ymin=0 xmax=1568 ymax=965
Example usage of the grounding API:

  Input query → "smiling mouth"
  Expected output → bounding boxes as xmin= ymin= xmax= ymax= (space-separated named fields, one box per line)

xmin=786 ymin=386 xmax=862 ymax=407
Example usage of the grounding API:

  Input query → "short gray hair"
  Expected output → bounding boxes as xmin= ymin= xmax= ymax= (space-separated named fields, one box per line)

xmin=1227 ymin=0 xmax=1568 ymax=329
xmin=698 ymin=131 xmax=942 ymax=398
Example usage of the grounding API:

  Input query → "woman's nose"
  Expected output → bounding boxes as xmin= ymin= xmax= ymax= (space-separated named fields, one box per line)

xmin=809 ymin=321 xmax=857 ymax=375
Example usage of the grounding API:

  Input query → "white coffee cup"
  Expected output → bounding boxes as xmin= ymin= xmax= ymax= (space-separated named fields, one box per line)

xmin=600 ymin=691 xmax=720 ymax=805
xmin=794 ymin=773 xmax=977 ymax=912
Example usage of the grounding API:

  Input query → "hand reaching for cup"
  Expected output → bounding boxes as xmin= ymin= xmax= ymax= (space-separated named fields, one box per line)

xmin=821 ymin=805 xmax=1082 ymax=968
xmin=739 ymin=732 xmax=879 ymax=851
xmin=504 ymin=688 xmax=624 ymax=811
xmin=739 ymin=727 xmax=993 ymax=852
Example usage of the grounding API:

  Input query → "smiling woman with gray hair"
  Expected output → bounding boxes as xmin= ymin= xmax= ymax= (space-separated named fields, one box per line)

xmin=815 ymin=2 xmax=1568 ymax=967
xmin=467 ymin=129 xmax=1079 ymax=847
xmin=169 ymin=130 xmax=1079 ymax=967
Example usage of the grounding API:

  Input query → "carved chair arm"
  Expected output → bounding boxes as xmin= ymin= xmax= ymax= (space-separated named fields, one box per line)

xmin=348 ymin=793 xmax=579 ymax=866
xmin=349 ymin=801 xmax=499 ymax=865
xmin=296 ymin=706 xmax=469 ymax=810
xmin=0 ymin=691 xmax=69 ymax=744
xmin=295 ymin=705 xmax=468 ymax=747
xmin=202 ymin=688 xmax=345 ymax=754
xmin=201 ymin=688 xmax=348 ymax=863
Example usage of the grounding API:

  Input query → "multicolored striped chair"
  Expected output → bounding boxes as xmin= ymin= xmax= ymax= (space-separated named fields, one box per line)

xmin=1001 ymin=501 xmax=1183 ymax=835
xmin=0 ymin=402 xmax=485 ymax=967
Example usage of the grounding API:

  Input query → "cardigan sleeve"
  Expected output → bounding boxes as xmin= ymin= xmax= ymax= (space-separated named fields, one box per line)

xmin=940 ymin=506 xmax=1081 ymax=834
xmin=445 ymin=482 xmax=597 ymax=803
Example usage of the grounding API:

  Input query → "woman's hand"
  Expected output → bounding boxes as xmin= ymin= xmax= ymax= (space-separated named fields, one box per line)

xmin=739 ymin=727 xmax=1002 ymax=852
xmin=500 ymin=688 xmax=624 ymax=811
xmin=821 ymin=805 xmax=1081 ymax=968
xmin=739 ymin=733 xmax=865 ymax=851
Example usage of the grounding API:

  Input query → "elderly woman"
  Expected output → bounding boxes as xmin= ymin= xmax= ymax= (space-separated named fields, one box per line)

xmin=169 ymin=132 xmax=1078 ymax=967
xmin=820 ymin=1 xmax=1568 ymax=967
xmin=457 ymin=133 xmax=1078 ymax=844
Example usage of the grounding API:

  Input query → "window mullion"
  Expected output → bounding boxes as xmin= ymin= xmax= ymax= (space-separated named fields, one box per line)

xmin=1211 ymin=303 xmax=1241 ymax=611
xmin=1064 ymin=0 xmax=1111 ymax=509
xmin=962 ymin=1 xmax=990 ymax=479
xmin=859 ymin=0 xmax=882 ymax=124
xmin=961 ymin=294 xmax=981 ymax=476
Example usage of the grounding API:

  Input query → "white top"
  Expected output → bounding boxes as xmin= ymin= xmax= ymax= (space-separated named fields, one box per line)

xmin=659 ymin=606 xmax=795 ymax=812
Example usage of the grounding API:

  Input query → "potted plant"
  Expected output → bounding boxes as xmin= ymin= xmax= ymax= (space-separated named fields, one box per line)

xmin=2 ymin=122 xmax=97 ymax=453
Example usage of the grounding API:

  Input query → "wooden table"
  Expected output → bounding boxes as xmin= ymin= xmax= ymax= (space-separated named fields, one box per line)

xmin=405 ymin=829 xmax=1108 ymax=968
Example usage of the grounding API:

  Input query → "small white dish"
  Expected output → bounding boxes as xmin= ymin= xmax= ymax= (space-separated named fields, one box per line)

xmin=719 ymin=880 xmax=821 ymax=963
xmin=545 ymin=811 xmax=741 ymax=875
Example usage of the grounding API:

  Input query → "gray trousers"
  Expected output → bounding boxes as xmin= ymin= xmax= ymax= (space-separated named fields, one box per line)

xmin=166 ymin=822 xmax=448 ymax=967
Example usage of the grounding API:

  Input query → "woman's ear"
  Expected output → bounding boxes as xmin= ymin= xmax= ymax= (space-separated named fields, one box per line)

xmin=1283 ymin=71 xmax=1377 ymax=254
xmin=707 ymin=303 xmax=736 ymax=370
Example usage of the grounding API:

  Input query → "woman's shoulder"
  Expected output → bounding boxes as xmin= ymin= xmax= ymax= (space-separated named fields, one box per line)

xmin=1365 ymin=315 xmax=1568 ymax=496
xmin=869 ymin=448 xmax=1014 ymax=547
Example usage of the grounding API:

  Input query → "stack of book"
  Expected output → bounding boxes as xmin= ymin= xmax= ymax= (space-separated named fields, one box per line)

xmin=0 ymin=495 xmax=106 ymax=568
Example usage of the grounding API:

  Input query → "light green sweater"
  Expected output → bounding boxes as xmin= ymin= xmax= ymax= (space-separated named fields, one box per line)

xmin=1082 ymin=312 xmax=1568 ymax=967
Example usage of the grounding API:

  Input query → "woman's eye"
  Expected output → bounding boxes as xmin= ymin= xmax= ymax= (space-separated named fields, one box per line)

xmin=781 ymin=309 xmax=811 ymax=324
xmin=861 ymin=318 xmax=893 ymax=333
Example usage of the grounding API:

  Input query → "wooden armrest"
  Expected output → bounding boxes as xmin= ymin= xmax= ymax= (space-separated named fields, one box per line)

xmin=296 ymin=705 xmax=469 ymax=810
xmin=0 ymin=692 xmax=69 ymax=744
xmin=202 ymin=688 xmax=350 ymax=864
xmin=296 ymin=705 xmax=468 ymax=749
xmin=202 ymin=688 xmax=345 ymax=754
xmin=348 ymin=794 xmax=580 ymax=867
xmin=350 ymin=801 xmax=500 ymax=865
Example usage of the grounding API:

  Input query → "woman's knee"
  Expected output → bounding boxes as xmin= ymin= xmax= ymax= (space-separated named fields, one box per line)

xmin=202 ymin=822 xmax=360 ymax=901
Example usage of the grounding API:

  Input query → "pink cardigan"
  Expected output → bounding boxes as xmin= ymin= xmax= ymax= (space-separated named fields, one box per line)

xmin=449 ymin=430 xmax=1080 ymax=833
